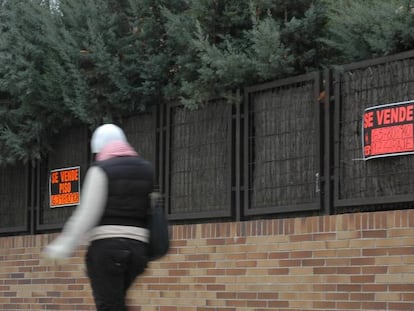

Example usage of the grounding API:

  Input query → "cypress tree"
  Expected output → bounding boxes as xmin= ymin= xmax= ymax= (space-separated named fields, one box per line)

xmin=162 ymin=0 xmax=330 ymax=107
xmin=0 ymin=0 xmax=174 ymax=164
xmin=323 ymin=0 xmax=412 ymax=63
xmin=0 ymin=0 xmax=77 ymax=163
xmin=1 ymin=0 xmax=414 ymax=164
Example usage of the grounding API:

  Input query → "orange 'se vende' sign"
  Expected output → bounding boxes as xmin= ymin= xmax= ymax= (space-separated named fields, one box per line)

xmin=49 ymin=166 xmax=80 ymax=208
xmin=363 ymin=100 xmax=414 ymax=160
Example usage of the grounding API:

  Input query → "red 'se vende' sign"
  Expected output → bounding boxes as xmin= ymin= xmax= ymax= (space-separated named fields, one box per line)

xmin=363 ymin=100 xmax=414 ymax=160
xmin=49 ymin=166 xmax=80 ymax=208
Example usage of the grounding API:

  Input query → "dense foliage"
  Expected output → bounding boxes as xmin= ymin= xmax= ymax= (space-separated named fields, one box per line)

xmin=0 ymin=0 xmax=414 ymax=164
xmin=323 ymin=0 xmax=414 ymax=63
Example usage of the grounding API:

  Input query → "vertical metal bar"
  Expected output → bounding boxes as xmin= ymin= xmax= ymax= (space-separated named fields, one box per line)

xmin=160 ymin=103 xmax=167 ymax=196
xmin=242 ymin=88 xmax=250 ymax=218
xmin=35 ymin=160 xmax=41 ymax=232
xmin=154 ymin=104 xmax=162 ymax=193
xmin=333 ymin=70 xmax=342 ymax=209
xmin=323 ymin=69 xmax=333 ymax=215
xmin=234 ymin=90 xmax=241 ymax=221
xmin=164 ymin=103 xmax=171 ymax=215
xmin=313 ymin=72 xmax=323 ymax=212
xmin=27 ymin=163 xmax=34 ymax=234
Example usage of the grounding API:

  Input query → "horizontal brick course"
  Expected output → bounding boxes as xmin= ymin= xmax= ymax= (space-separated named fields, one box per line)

xmin=0 ymin=209 xmax=413 ymax=310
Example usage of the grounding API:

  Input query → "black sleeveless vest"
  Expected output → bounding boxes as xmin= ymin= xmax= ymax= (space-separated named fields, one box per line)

xmin=95 ymin=156 xmax=154 ymax=228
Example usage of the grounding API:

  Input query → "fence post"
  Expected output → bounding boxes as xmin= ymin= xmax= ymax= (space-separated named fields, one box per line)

xmin=322 ymin=69 xmax=334 ymax=215
xmin=234 ymin=89 xmax=242 ymax=221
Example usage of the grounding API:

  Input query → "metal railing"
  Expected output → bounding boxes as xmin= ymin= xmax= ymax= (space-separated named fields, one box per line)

xmin=2 ymin=50 xmax=414 ymax=234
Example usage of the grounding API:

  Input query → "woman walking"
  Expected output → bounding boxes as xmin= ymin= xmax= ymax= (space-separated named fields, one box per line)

xmin=44 ymin=123 xmax=154 ymax=311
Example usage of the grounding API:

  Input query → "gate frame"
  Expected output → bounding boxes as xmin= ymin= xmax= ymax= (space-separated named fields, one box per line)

xmin=242 ymin=72 xmax=326 ymax=216
xmin=164 ymin=100 xmax=235 ymax=221
xmin=333 ymin=50 xmax=414 ymax=210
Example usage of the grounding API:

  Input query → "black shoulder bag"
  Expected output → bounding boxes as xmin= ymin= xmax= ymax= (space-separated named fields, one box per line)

xmin=147 ymin=194 xmax=170 ymax=261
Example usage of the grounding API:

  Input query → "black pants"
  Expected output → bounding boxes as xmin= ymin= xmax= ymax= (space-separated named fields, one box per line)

xmin=86 ymin=238 xmax=148 ymax=311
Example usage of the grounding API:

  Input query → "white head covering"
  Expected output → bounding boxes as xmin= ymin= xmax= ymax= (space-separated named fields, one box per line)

xmin=91 ymin=124 xmax=127 ymax=154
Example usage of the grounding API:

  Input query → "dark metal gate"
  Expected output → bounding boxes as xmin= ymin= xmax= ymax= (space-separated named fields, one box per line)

xmin=333 ymin=50 xmax=414 ymax=214
xmin=243 ymin=72 xmax=325 ymax=217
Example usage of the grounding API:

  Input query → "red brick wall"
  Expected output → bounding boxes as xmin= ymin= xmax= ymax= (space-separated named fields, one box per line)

xmin=1 ymin=209 xmax=414 ymax=311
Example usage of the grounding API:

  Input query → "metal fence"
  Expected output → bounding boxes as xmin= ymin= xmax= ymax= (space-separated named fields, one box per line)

xmin=243 ymin=73 xmax=323 ymax=217
xmin=333 ymin=50 xmax=414 ymax=214
xmin=0 ymin=164 xmax=28 ymax=233
xmin=36 ymin=126 xmax=89 ymax=231
xmin=2 ymin=50 xmax=414 ymax=234
xmin=165 ymin=100 xmax=234 ymax=221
